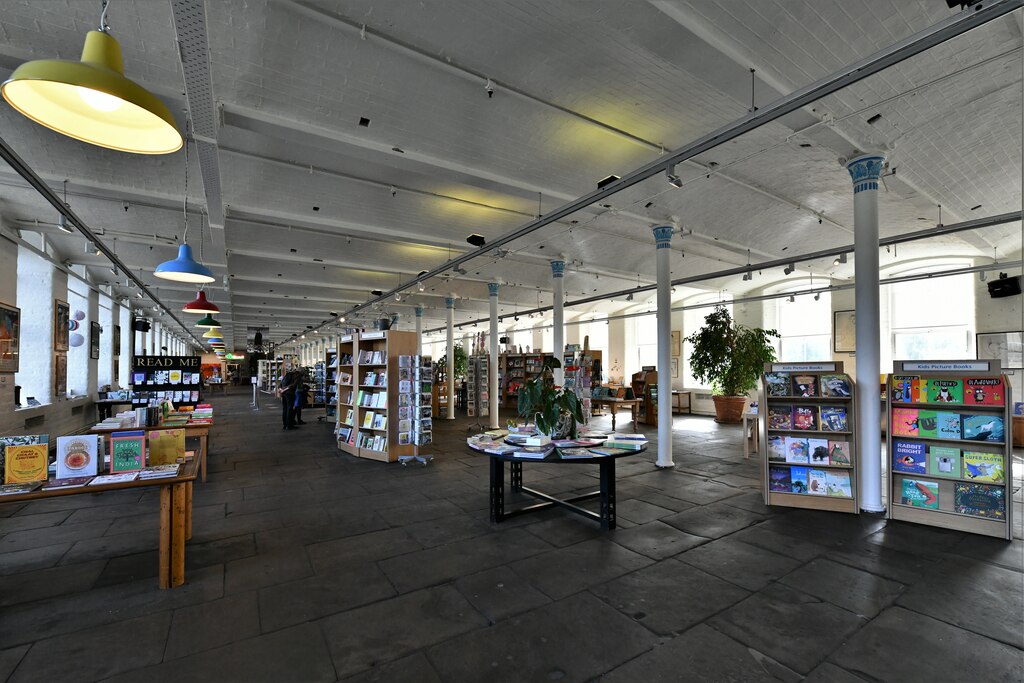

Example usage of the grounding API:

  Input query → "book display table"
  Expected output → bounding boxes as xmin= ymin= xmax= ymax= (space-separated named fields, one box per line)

xmin=590 ymin=397 xmax=641 ymax=430
xmin=468 ymin=439 xmax=645 ymax=530
xmin=0 ymin=457 xmax=199 ymax=588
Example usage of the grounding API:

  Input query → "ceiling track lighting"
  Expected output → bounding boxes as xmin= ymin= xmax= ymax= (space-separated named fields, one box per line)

xmin=787 ymin=295 xmax=795 ymax=303
xmin=832 ymin=253 xmax=848 ymax=266
xmin=0 ymin=0 xmax=182 ymax=154
xmin=783 ymin=263 xmax=795 ymax=276
xmin=665 ymin=164 xmax=683 ymax=188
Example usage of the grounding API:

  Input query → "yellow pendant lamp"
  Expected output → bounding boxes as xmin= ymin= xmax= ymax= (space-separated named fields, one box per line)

xmin=1 ymin=4 xmax=182 ymax=155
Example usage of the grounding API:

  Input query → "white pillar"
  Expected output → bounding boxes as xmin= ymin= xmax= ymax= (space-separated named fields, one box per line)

xmin=488 ymin=282 xmax=500 ymax=429
xmin=551 ymin=260 xmax=565 ymax=385
xmin=847 ymin=153 xmax=886 ymax=513
xmin=654 ymin=226 xmax=675 ymax=468
xmin=445 ymin=296 xmax=456 ymax=420
xmin=415 ymin=305 xmax=424 ymax=355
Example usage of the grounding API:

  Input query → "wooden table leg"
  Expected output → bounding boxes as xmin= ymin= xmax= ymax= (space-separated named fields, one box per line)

xmin=200 ymin=435 xmax=208 ymax=482
xmin=171 ymin=482 xmax=186 ymax=587
xmin=185 ymin=482 xmax=193 ymax=540
xmin=159 ymin=485 xmax=171 ymax=589
xmin=611 ymin=407 xmax=617 ymax=431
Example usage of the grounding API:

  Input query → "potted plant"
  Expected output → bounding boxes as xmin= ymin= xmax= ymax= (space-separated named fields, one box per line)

xmin=517 ymin=357 xmax=585 ymax=438
xmin=436 ymin=342 xmax=468 ymax=382
xmin=685 ymin=305 xmax=778 ymax=423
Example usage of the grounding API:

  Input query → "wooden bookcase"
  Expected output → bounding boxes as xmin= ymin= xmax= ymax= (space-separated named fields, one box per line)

xmin=632 ymin=369 xmax=658 ymax=426
xmin=887 ymin=359 xmax=1013 ymax=539
xmin=324 ymin=348 xmax=337 ymax=422
xmin=257 ymin=358 xmax=283 ymax=394
xmin=334 ymin=331 xmax=418 ymax=463
xmin=761 ymin=361 xmax=859 ymax=514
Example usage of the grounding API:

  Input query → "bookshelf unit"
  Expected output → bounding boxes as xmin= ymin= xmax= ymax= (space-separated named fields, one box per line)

xmin=632 ymin=369 xmax=658 ymax=426
xmin=887 ymin=359 xmax=1013 ymax=539
xmin=257 ymin=359 xmax=284 ymax=394
xmin=324 ymin=348 xmax=337 ymax=422
xmin=467 ymin=354 xmax=490 ymax=419
xmin=334 ymin=331 xmax=418 ymax=463
xmin=761 ymin=361 xmax=859 ymax=514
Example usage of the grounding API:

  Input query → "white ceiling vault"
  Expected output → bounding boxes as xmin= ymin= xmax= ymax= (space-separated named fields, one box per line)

xmin=0 ymin=0 xmax=1020 ymax=348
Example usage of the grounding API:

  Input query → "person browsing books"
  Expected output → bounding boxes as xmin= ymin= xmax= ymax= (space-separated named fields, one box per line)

xmin=277 ymin=368 xmax=302 ymax=430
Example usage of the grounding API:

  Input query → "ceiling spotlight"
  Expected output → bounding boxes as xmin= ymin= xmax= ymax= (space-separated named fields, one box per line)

xmin=338 ymin=316 xmax=346 ymax=322
xmin=417 ymin=281 xmax=425 ymax=292
xmin=788 ymin=295 xmax=795 ymax=303
xmin=136 ymin=292 xmax=143 ymax=298
xmin=453 ymin=265 xmax=467 ymax=276
xmin=832 ymin=253 xmax=848 ymax=266
xmin=395 ymin=292 xmax=402 ymax=302
xmin=110 ymin=266 xmax=118 ymax=275
xmin=466 ymin=233 xmax=486 ymax=247
xmin=814 ymin=292 xmax=821 ymax=301
xmin=666 ymin=164 xmax=683 ymax=188
xmin=625 ymin=292 xmax=634 ymax=302
xmin=783 ymin=263 xmax=795 ymax=275
xmin=742 ymin=271 xmax=752 ymax=281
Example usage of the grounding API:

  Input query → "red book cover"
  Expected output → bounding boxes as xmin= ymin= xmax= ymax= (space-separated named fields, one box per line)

xmin=793 ymin=406 xmax=817 ymax=430
xmin=963 ymin=377 xmax=1004 ymax=405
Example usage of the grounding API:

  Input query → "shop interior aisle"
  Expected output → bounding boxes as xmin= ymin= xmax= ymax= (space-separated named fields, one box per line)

xmin=0 ymin=391 xmax=1020 ymax=682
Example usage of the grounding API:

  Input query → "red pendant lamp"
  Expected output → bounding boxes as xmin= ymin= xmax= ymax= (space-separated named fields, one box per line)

xmin=182 ymin=290 xmax=219 ymax=314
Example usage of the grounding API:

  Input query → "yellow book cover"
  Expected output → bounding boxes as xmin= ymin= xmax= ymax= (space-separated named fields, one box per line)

xmin=5 ymin=444 xmax=49 ymax=483
xmin=149 ymin=429 xmax=186 ymax=466
xmin=362 ymin=411 xmax=374 ymax=428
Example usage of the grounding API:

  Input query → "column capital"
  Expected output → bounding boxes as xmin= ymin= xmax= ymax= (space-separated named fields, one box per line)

xmin=846 ymin=153 xmax=886 ymax=193
xmin=445 ymin=296 xmax=455 ymax=309
xmin=415 ymin=305 xmax=424 ymax=317
xmin=652 ymin=225 xmax=674 ymax=248
xmin=487 ymin=282 xmax=500 ymax=296
xmin=550 ymin=260 xmax=565 ymax=278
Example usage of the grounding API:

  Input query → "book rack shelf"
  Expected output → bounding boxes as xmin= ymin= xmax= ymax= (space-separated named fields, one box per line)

xmin=334 ymin=331 xmax=418 ymax=463
xmin=499 ymin=352 xmax=553 ymax=406
xmin=257 ymin=359 xmax=284 ymax=395
xmin=131 ymin=356 xmax=202 ymax=408
xmin=467 ymin=355 xmax=490 ymax=420
xmin=887 ymin=359 xmax=1013 ymax=539
xmin=324 ymin=348 xmax=337 ymax=422
xmin=761 ymin=361 xmax=859 ymax=514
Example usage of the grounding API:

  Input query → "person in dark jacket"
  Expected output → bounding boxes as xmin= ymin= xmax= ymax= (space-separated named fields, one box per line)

xmin=278 ymin=368 xmax=301 ymax=430
xmin=293 ymin=372 xmax=310 ymax=425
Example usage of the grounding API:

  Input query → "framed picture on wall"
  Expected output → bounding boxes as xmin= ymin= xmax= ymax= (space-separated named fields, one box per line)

xmin=833 ymin=310 xmax=856 ymax=353
xmin=90 ymin=322 xmax=101 ymax=360
xmin=54 ymin=352 xmax=67 ymax=398
xmin=671 ymin=330 xmax=682 ymax=357
xmin=0 ymin=302 xmax=20 ymax=373
xmin=976 ymin=331 xmax=1023 ymax=369
xmin=113 ymin=325 xmax=121 ymax=358
xmin=670 ymin=356 xmax=679 ymax=378
xmin=54 ymin=300 xmax=70 ymax=352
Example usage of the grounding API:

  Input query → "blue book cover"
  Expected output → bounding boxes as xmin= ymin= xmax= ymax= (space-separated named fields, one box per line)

xmin=934 ymin=412 xmax=962 ymax=439
xmin=790 ymin=466 xmax=809 ymax=494
xmin=768 ymin=466 xmax=791 ymax=492
xmin=962 ymin=415 xmax=1004 ymax=442
xmin=892 ymin=440 xmax=926 ymax=474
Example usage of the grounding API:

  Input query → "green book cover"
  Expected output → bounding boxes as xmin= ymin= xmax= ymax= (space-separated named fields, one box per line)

xmin=927 ymin=379 xmax=963 ymax=404
xmin=901 ymin=478 xmax=939 ymax=509
xmin=110 ymin=431 xmax=146 ymax=473
xmin=917 ymin=410 xmax=938 ymax=438
xmin=927 ymin=446 xmax=960 ymax=478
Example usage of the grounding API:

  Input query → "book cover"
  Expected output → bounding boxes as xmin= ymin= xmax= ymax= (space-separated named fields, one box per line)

xmin=4 ymin=444 xmax=48 ymax=483
xmin=807 ymin=438 xmax=830 ymax=465
xmin=891 ymin=375 xmax=919 ymax=403
xmin=891 ymin=408 xmax=919 ymax=437
xmin=587 ymin=447 xmax=631 ymax=456
xmin=964 ymin=377 xmax=1004 ymax=405
xmin=784 ymin=436 xmax=809 ymax=463
xmin=962 ymin=451 xmax=1005 ymax=483
xmin=792 ymin=374 xmax=818 ymax=398
xmin=927 ymin=379 xmax=963 ymax=404
xmin=603 ymin=441 xmax=646 ymax=451
xmin=793 ymin=406 xmax=817 ymax=430
xmin=169 ymin=370 xmax=182 ymax=385
xmin=558 ymin=448 xmax=593 ymax=459
xmin=89 ymin=472 xmax=139 ymax=486
xmin=807 ymin=468 xmax=828 ymax=495
xmin=148 ymin=429 xmax=185 ymax=466
xmin=790 ymin=466 xmax=809 ymax=494
xmin=109 ymin=431 xmax=146 ymax=473
xmin=767 ymin=435 xmax=787 ymax=462
xmin=764 ymin=372 xmax=791 ymax=397
xmin=828 ymin=440 xmax=852 ymax=466
xmin=41 ymin=476 xmax=94 ymax=490
xmin=927 ymin=446 xmax=961 ymax=478
xmin=55 ymin=435 xmax=100 ymax=479
xmin=901 ymin=479 xmax=939 ymax=508
xmin=892 ymin=440 xmax=926 ymax=474
xmin=819 ymin=406 xmax=848 ymax=432
xmin=0 ymin=434 xmax=48 ymax=478
xmin=916 ymin=410 xmax=938 ymax=438
xmin=825 ymin=470 xmax=853 ymax=498
xmin=768 ymin=466 xmax=792 ymax=492
xmin=954 ymin=482 xmax=1005 ymax=520
xmin=768 ymin=406 xmax=792 ymax=430
xmin=934 ymin=412 xmax=962 ymax=439
xmin=0 ymin=482 xmax=42 ymax=496
xmin=362 ymin=411 xmax=374 ymax=428
xmin=962 ymin=415 xmax=1004 ymax=442
xmin=820 ymin=374 xmax=852 ymax=398
xmin=138 ymin=464 xmax=181 ymax=479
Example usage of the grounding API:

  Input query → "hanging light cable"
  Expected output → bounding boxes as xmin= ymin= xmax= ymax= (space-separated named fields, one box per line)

xmin=155 ymin=131 xmax=214 ymax=283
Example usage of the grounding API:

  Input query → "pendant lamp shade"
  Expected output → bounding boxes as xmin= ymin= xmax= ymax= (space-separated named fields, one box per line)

xmin=1 ymin=31 xmax=182 ymax=154
xmin=202 ymin=328 xmax=222 ymax=339
xmin=206 ymin=337 xmax=224 ymax=344
xmin=183 ymin=290 xmax=219 ymax=314
xmin=194 ymin=314 xmax=221 ymax=328
xmin=155 ymin=244 xmax=215 ymax=284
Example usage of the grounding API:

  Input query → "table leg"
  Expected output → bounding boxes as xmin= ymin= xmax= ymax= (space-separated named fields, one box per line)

xmin=200 ymin=435 xmax=208 ymax=483
xmin=510 ymin=461 xmax=523 ymax=491
xmin=599 ymin=460 xmax=617 ymax=530
xmin=185 ymin=482 xmax=193 ymax=540
xmin=159 ymin=485 xmax=171 ymax=589
xmin=611 ymin=408 xmax=617 ymax=431
xmin=171 ymin=482 xmax=186 ymax=587
xmin=489 ymin=457 xmax=505 ymax=523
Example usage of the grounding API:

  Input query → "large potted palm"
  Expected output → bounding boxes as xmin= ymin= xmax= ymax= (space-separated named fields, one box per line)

xmin=516 ymin=357 xmax=585 ymax=438
xmin=686 ymin=305 xmax=778 ymax=423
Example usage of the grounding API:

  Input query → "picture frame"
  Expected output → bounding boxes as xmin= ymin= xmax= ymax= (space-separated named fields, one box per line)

xmin=113 ymin=325 xmax=121 ymax=358
xmin=90 ymin=321 xmax=101 ymax=360
xmin=671 ymin=330 xmax=682 ymax=358
xmin=54 ymin=352 xmax=67 ymax=398
xmin=0 ymin=302 xmax=21 ymax=373
xmin=54 ymin=300 xmax=70 ymax=352
xmin=976 ymin=331 xmax=1022 ymax=369
xmin=670 ymin=357 xmax=679 ymax=378
xmin=833 ymin=310 xmax=856 ymax=353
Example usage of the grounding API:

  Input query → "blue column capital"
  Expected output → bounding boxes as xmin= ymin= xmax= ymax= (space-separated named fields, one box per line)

xmin=652 ymin=225 xmax=674 ymax=248
xmin=444 ymin=296 xmax=455 ymax=309
xmin=550 ymin=260 xmax=565 ymax=278
xmin=846 ymin=154 xmax=886 ymax=194
xmin=487 ymin=282 xmax=500 ymax=296
xmin=415 ymin=305 xmax=424 ymax=317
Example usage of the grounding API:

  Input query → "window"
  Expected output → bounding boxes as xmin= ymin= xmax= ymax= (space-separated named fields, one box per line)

xmin=98 ymin=295 xmax=113 ymax=388
xmin=634 ymin=314 xmax=658 ymax=371
xmin=67 ymin=277 xmax=89 ymax=397
xmin=14 ymin=246 xmax=53 ymax=404
xmin=775 ymin=289 xmax=831 ymax=362
xmin=577 ymin=316 xmax=609 ymax=365
xmin=889 ymin=271 xmax=973 ymax=360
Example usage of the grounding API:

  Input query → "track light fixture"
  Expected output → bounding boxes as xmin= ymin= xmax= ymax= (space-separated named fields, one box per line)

xmin=783 ymin=263 xmax=795 ymax=276
xmin=417 ymin=281 xmax=425 ymax=292
xmin=665 ymin=164 xmax=683 ymax=188
xmin=814 ymin=292 xmax=821 ymax=301
xmin=787 ymin=295 xmax=795 ymax=303
xmin=625 ymin=292 xmax=634 ymax=302
xmin=832 ymin=253 xmax=848 ymax=266
xmin=742 ymin=271 xmax=752 ymax=281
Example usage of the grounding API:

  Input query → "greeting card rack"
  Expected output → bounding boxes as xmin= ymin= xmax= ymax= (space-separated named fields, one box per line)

xmin=887 ymin=359 xmax=1012 ymax=539
xmin=760 ymin=361 xmax=859 ymax=514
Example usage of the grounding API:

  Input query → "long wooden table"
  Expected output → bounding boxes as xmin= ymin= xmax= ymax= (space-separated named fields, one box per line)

xmin=590 ymin=397 xmax=641 ymax=430
xmin=0 ymin=457 xmax=199 ymax=588
xmin=90 ymin=422 xmax=212 ymax=482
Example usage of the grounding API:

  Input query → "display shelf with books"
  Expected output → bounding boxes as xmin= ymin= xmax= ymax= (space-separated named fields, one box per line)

xmin=433 ymin=362 xmax=449 ymax=415
xmin=257 ymin=358 xmax=284 ymax=395
xmin=466 ymin=354 xmax=490 ymax=422
xmin=334 ymin=335 xmax=357 ymax=456
xmin=131 ymin=356 xmax=202 ymax=408
xmin=886 ymin=359 xmax=1013 ymax=539
xmin=324 ymin=348 xmax=338 ymax=422
xmin=761 ymin=361 xmax=858 ymax=513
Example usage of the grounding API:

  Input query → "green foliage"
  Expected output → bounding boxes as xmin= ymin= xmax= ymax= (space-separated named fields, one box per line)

xmin=685 ymin=306 xmax=779 ymax=396
xmin=436 ymin=342 xmax=468 ymax=381
xmin=516 ymin=356 xmax=585 ymax=436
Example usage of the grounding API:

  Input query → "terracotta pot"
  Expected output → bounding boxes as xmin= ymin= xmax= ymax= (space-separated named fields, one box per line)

xmin=712 ymin=395 xmax=747 ymax=424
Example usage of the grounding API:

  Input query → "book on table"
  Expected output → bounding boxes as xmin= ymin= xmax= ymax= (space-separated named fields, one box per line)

xmin=4 ymin=443 xmax=49 ymax=484
xmin=109 ymin=431 xmax=146 ymax=473
xmin=0 ymin=481 xmax=43 ymax=495
xmin=55 ymin=435 xmax=100 ymax=479
xmin=89 ymin=472 xmax=140 ymax=485
xmin=41 ymin=476 xmax=95 ymax=490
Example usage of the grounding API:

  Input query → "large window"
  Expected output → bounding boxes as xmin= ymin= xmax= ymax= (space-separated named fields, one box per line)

xmin=634 ymin=314 xmax=658 ymax=371
xmin=889 ymin=271 xmax=974 ymax=360
xmin=576 ymin=316 xmax=609 ymax=369
xmin=14 ymin=246 xmax=53 ymax=404
xmin=775 ymin=289 xmax=831 ymax=362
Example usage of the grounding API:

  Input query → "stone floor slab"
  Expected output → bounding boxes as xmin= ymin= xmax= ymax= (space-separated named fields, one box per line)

xmin=779 ymin=558 xmax=904 ymax=618
xmin=614 ymin=498 xmax=676 ymax=524
xmin=452 ymin=565 xmax=551 ymax=623
xmin=342 ymin=652 xmax=442 ymax=683
xmin=510 ymin=538 xmax=653 ymax=600
xmin=164 ymin=592 xmax=261 ymax=660
xmin=677 ymin=536 xmax=802 ymax=591
xmin=661 ymin=501 xmax=765 ymax=538
xmin=609 ymin=520 xmax=710 ymax=560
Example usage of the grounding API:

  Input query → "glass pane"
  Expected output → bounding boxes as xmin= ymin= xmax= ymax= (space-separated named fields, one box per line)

xmin=893 ymin=327 xmax=969 ymax=360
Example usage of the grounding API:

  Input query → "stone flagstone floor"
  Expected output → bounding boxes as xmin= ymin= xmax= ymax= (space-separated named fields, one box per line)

xmin=0 ymin=389 xmax=1021 ymax=682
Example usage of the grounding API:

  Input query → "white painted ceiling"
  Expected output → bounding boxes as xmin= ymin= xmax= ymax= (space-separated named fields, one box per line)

xmin=0 ymin=0 xmax=1020 ymax=348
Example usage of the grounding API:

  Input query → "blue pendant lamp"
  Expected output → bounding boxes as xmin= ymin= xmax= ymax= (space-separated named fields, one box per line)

xmin=154 ymin=130 xmax=214 ymax=284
